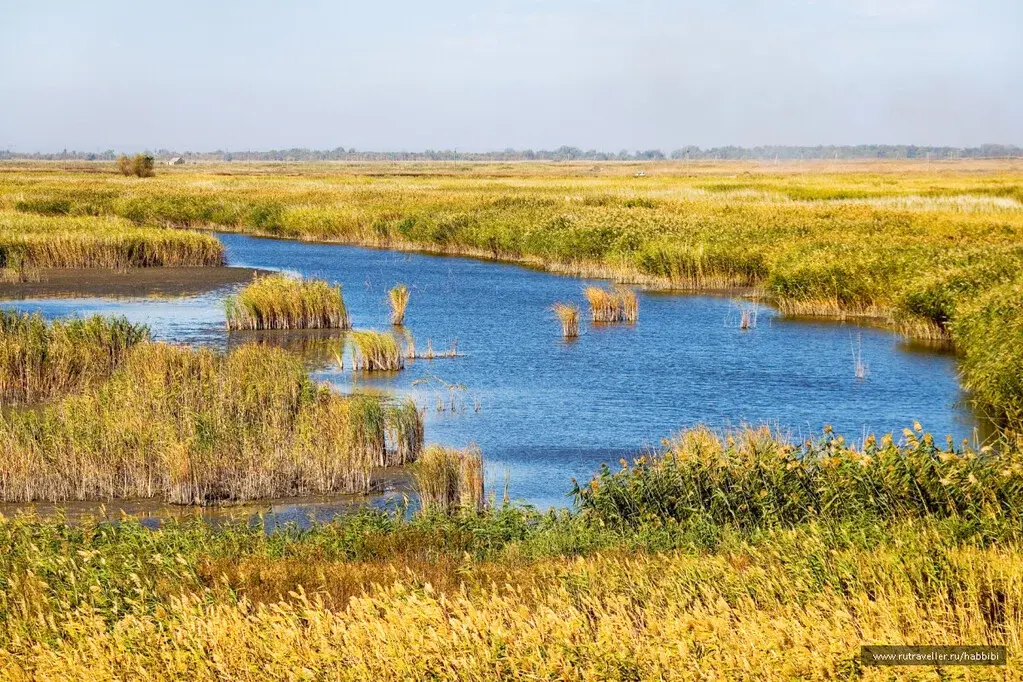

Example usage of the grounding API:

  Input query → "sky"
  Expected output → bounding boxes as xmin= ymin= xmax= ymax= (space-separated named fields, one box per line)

xmin=1 ymin=0 xmax=1021 ymax=152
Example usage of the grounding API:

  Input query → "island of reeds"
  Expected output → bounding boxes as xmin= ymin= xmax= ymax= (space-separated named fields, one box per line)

xmin=551 ymin=302 xmax=580 ymax=337
xmin=0 ymin=315 xmax=421 ymax=504
xmin=225 ymin=274 xmax=350 ymax=331
xmin=349 ymin=330 xmax=404 ymax=371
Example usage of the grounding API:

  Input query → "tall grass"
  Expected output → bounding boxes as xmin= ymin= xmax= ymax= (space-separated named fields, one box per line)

xmin=225 ymin=274 xmax=350 ymax=330
xmin=384 ymin=398 xmax=424 ymax=466
xmin=414 ymin=444 xmax=485 ymax=514
xmin=0 ymin=211 xmax=224 ymax=268
xmin=0 ymin=341 xmax=422 ymax=504
xmin=550 ymin=302 xmax=579 ymax=338
xmin=0 ymin=310 xmax=149 ymax=403
xmin=350 ymin=330 xmax=404 ymax=371
xmin=388 ymin=283 xmax=409 ymax=325
xmin=2 ymin=471 xmax=1023 ymax=678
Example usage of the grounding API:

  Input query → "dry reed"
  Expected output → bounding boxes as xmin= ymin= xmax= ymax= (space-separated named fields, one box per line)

xmin=551 ymin=302 xmax=580 ymax=338
xmin=584 ymin=285 xmax=638 ymax=323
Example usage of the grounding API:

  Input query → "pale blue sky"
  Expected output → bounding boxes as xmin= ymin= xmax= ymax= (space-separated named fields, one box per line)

xmin=1 ymin=0 xmax=1020 ymax=152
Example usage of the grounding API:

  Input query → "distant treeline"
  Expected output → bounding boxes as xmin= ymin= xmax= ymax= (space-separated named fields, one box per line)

xmin=3 ymin=144 xmax=1020 ymax=162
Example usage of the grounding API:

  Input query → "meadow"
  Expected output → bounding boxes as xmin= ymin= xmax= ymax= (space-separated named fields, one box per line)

xmin=1 ymin=159 xmax=1021 ymax=428
xmin=1 ymin=426 xmax=1022 ymax=679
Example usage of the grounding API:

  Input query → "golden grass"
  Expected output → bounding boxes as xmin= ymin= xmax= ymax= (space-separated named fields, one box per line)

xmin=584 ymin=285 xmax=638 ymax=323
xmin=350 ymin=330 xmax=404 ymax=372
xmin=388 ymin=283 xmax=410 ymax=325
xmin=550 ymin=302 xmax=579 ymax=338
xmin=414 ymin=444 xmax=484 ymax=514
xmin=2 ymin=535 xmax=1021 ymax=680
xmin=225 ymin=274 xmax=349 ymax=330
xmin=0 ymin=210 xmax=224 ymax=268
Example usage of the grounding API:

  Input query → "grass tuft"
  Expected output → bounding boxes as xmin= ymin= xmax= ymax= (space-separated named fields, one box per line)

xmin=388 ymin=283 xmax=410 ymax=325
xmin=550 ymin=302 xmax=580 ymax=338
xmin=350 ymin=330 xmax=404 ymax=371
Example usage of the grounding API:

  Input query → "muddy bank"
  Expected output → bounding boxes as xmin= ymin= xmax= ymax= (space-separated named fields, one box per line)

xmin=0 ymin=266 xmax=267 ymax=299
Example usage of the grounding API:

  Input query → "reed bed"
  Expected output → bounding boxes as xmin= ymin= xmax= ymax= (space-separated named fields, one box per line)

xmin=575 ymin=424 xmax=1023 ymax=528
xmin=225 ymin=274 xmax=350 ymax=331
xmin=414 ymin=444 xmax=485 ymax=514
xmin=0 ymin=310 xmax=149 ymax=403
xmin=0 ymin=341 xmax=423 ymax=504
xmin=3 ymin=163 xmax=1023 ymax=430
xmin=0 ymin=211 xmax=225 ymax=268
xmin=388 ymin=283 xmax=409 ymax=325
xmin=550 ymin=302 xmax=579 ymax=338
xmin=350 ymin=330 xmax=404 ymax=371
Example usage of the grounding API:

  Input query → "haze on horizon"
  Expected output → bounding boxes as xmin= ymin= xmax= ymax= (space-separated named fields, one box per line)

xmin=1 ymin=0 xmax=1021 ymax=153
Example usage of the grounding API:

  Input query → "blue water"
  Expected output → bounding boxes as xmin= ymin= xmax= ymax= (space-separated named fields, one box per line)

xmin=4 ymin=233 xmax=977 ymax=509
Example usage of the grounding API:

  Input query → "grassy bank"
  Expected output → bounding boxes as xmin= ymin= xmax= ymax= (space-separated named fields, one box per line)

xmin=1 ymin=423 xmax=1022 ymax=678
xmin=0 ymin=340 xmax=423 ymax=504
xmin=0 ymin=210 xmax=225 ymax=269
xmin=2 ymin=161 xmax=1021 ymax=427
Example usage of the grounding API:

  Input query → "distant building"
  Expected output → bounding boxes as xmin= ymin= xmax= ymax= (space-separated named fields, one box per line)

xmin=168 ymin=157 xmax=185 ymax=165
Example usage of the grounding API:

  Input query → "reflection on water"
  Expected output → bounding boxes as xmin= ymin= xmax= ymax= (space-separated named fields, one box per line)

xmin=1 ymin=233 xmax=981 ymax=512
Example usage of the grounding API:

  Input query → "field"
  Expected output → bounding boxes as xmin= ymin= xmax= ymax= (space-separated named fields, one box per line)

xmin=2 ymin=159 xmax=1022 ymax=427
xmin=2 ymin=426 xmax=1022 ymax=680
xmin=1 ymin=158 xmax=1022 ymax=678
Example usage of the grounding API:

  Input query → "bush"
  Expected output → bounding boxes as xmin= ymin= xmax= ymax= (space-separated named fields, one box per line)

xmin=116 ymin=154 xmax=156 ymax=178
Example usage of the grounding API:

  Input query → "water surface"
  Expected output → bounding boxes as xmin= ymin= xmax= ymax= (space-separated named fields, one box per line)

xmin=4 ymin=233 xmax=977 ymax=509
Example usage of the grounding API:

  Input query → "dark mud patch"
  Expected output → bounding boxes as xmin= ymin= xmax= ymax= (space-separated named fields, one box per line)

xmin=0 ymin=266 xmax=268 ymax=299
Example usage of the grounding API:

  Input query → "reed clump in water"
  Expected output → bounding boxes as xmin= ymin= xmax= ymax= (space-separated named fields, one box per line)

xmin=0 ymin=340 xmax=422 ymax=504
xmin=551 ymin=302 xmax=579 ymax=338
xmin=0 ymin=310 xmax=149 ymax=403
xmin=414 ymin=443 xmax=485 ymax=514
xmin=388 ymin=283 xmax=410 ymax=326
xmin=350 ymin=330 xmax=404 ymax=371
xmin=225 ymin=274 xmax=350 ymax=331
xmin=584 ymin=285 xmax=638 ymax=323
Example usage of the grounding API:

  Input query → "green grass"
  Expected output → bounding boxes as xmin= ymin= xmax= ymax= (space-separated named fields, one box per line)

xmin=224 ymin=274 xmax=350 ymax=330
